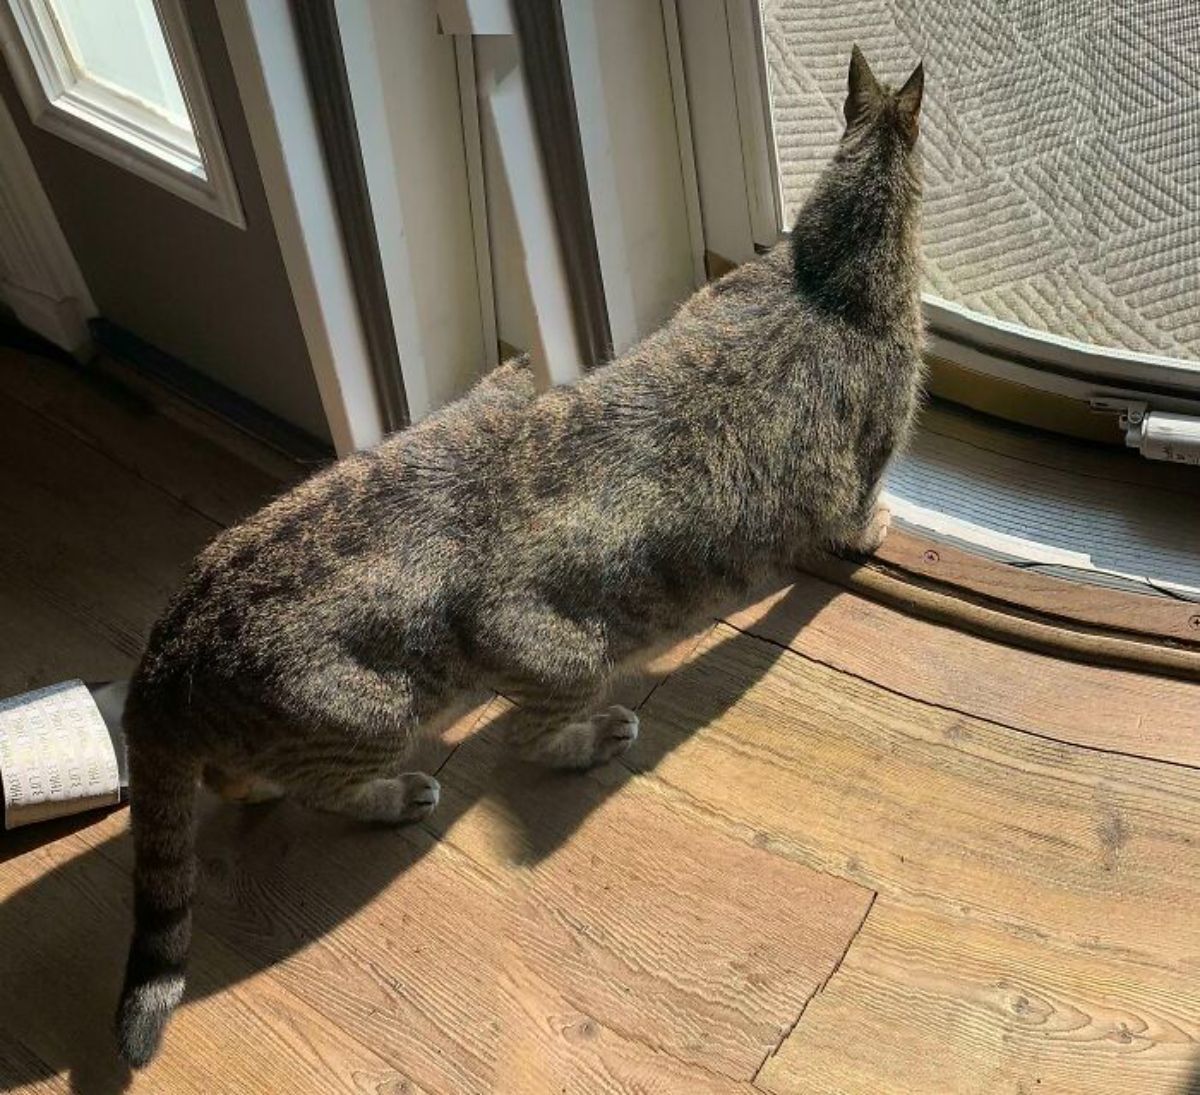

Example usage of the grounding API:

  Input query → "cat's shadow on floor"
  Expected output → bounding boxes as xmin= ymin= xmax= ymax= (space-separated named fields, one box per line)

xmin=1 ymin=576 xmax=843 ymax=1093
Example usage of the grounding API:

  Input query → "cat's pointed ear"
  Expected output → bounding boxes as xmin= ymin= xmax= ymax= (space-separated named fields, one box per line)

xmin=895 ymin=61 xmax=924 ymax=145
xmin=845 ymin=45 xmax=882 ymax=126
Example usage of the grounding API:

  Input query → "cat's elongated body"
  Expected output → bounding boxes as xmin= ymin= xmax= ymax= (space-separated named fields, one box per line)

xmin=116 ymin=48 xmax=925 ymax=1066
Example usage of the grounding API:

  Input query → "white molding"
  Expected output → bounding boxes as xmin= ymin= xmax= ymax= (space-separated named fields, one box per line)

xmin=480 ymin=35 xmax=585 ymax=389
xmin=437 ymin=0 xmax=583 ymax=389
xmin=926 ymin=328 xmax=1200 ymax=419
xmin=334 ymin=0 xmax=429 ymax=420
xmin=435 ymin=0 xmax=512 ymax=35
xmin=924 ymin=295 xmax=1200 ymax=398
xmin=674 ymin=0 xmax=755 ymax=265
xmin=0 ymin=0 xmax=245 ymax=227
xmin=561 ymin=0 xmax=639 ymax=354
xmin=724 ymin=0 xmax=780 ymax=248
xmin=660 ymin=0 xmax=707 ymax=288
xmin=341 ymin=0 xmax=492 ymax=421
xmin=561 ymin=0 xmax=699 ymax=346
xmin=216 ymin=0 xmax=383 ymax=455
xmin=454 ymin=34 xmax=498 ymax=371
xmin=0 ymin=91 xmax=94 ymax=353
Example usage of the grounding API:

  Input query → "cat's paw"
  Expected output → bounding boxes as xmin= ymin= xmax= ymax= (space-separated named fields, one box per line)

xmin=365 ymin=772 xmax=441 ymax=824
xmin=588 ymin=705 xmax=639 ymax=764
xmin=855 ymin=502 xmax=891 ymax=555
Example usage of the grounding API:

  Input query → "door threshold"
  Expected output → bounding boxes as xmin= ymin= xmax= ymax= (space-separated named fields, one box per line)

xmin=884 ymin=404 xmax=1200 ymax=602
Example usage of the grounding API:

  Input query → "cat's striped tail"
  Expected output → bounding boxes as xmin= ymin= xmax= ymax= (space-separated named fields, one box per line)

xmin=115 ymin=733 xmax=200 ymax=1068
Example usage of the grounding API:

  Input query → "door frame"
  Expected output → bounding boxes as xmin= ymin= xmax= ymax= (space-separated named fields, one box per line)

xmin=216 ymin=0 xmax=387 ymax=455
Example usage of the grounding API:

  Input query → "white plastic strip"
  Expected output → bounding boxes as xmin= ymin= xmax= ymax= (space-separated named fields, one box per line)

xmin=0 ymin=680 xmax=120 ymax=829
xmin=882 ymin=491 xmax=1094 ymax=569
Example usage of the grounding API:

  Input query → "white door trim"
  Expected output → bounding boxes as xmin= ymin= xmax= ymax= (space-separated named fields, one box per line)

xmin=482 ymin=38 xmax=586 ymax=389
xmin=454 ymin=34 xmax=499 ymax=373
xmin=660 ymin=0 xmax=707 ymax=289
xmin=438 ymin=0 xmax=585 ymax=390
xmin=0 ymin=92 xmax=95 ymax=355
xmin=215 ymin=0 xmax=384 ymax=455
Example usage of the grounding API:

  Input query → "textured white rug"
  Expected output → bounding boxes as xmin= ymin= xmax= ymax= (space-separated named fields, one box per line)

xmin=762 ymin=0 xmax=1200 ymax=361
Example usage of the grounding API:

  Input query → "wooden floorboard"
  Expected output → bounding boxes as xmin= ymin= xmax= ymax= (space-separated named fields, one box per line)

xmin=874 ymin=527 xmax=1200 ymax=647
xmin=726 ymin=578 xmax=1200 ymax=767
xmin=72 ymin=772 xmax=504 ymax=1093
xmin=4 ymin=348 xmax=1200 ymax=1092
xmin=0 ymin=816 xmax=410 ymax=1094
xmin=0 ymin=583 xmax=133 ymax=694
xmin=0 ymin=346 xmax=297 ymax=526
xmin=0 ymin=390 xmax=222 ymax=664
xmin=493 ymin=959 xmax=754 ymax=1094
xmin=757 ymin=899 xmax=1200 ymax=1095
xmin=430 ymin=700 xmax=873 ymax=1082
xmin=62 ymin=693 xmax=869 ymax=1092
xmin=635 ymin=623 xmax=1200 ymax=962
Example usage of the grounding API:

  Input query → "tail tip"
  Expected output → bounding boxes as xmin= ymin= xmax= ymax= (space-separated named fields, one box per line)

xmin=115 ymin=977 xmax=182 ymax=1068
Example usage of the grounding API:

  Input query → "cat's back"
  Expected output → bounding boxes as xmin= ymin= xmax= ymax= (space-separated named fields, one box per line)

xmin=131 ymin=360 xmax=538 ymax=710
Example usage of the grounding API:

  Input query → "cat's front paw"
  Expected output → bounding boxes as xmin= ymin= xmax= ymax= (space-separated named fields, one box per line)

xmin=589 ymin=705 xmax=639 ymax=764
xmin=368 ymin=772 xmax=441 ymax=824
xmin=854 ymin=502 xmax=892 ymax=555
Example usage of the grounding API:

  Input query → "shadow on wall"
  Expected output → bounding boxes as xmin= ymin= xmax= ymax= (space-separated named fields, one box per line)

xmin=0 ymin=580 xmax=826 ymax=1093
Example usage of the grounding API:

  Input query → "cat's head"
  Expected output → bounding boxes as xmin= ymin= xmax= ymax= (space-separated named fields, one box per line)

xmin=841 ymin=45 xmax=924 ymax=151
xmin=789 ymin=47 xmax=925 ymax=320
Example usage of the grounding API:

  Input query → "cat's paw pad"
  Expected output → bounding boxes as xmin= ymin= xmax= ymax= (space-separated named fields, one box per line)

xmin=589 ymin=705 xmax=639 ymax=763
xmin=371 ymin=772 xmax=441 ymax=824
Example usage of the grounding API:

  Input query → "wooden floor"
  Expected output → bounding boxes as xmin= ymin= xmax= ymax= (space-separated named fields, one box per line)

xmin=2 ymin=344 xmax=1200 ymax=1094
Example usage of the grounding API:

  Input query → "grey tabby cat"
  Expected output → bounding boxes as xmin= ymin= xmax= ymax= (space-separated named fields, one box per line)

xmin=116 ymin=46 xmax=925 ymax=1066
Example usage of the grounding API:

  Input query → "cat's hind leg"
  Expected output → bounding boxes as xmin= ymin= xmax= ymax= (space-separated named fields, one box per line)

xmin=837 ymin=494 xmax=891 ymax=556
xmin=283 ymin=764 xmax=440 ymax=824
xmin=482 ymin=603 xmax=636 ymax=768
xmin=266 ymin=660 xmax=442 ymax=823
xmin=853 ymin=499 xmax=891 ymax=554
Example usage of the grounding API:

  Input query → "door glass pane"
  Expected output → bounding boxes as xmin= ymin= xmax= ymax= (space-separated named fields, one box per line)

xmin=50 ymin=0 xmax=192 ymax=132
xmin=761 ymin=0 xmax=1200 ymax=361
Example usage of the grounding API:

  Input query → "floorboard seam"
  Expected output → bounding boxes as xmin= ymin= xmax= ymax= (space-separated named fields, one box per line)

xmin=0 ymin=384 xmax=228 ymax=532
xmin=721 ymin=616 xmax=1200 ymax=774
xmin=627 ymin=623 xmax=721 ymax=716
xmin=0 ymin=1033 xmax=60 ymax=1090
xmin=751 ymin=890 xmax=878 ymax=1086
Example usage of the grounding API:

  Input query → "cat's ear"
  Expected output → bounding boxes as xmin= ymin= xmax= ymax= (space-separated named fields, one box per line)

xmin=895 ymin=61 xmax=924 ymax=145
xmin=845 ymin=45 xmax=882 ymax=127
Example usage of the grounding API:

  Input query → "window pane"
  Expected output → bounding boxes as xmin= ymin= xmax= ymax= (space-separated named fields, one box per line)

xmin=50 ymin=0 xmax=191 ymax=132
xmin=762 ymin=0 xmax=1200 ymax=361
